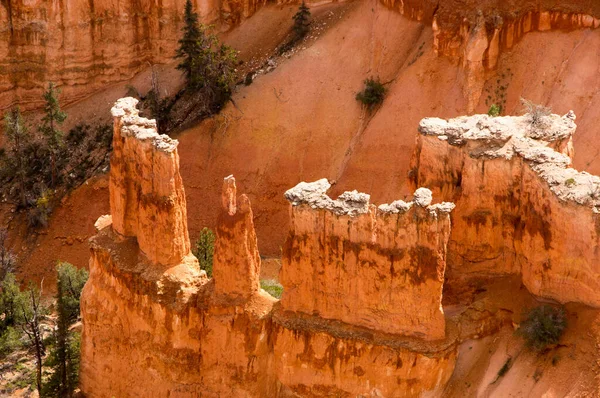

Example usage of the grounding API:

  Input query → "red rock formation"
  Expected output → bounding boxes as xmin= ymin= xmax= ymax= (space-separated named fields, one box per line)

xmin=80 ymin=98 xmax=461 ymax=396
xmin=0 ymin=0 xmax=194 ymax=111
xmin=280 ymin=179 xmax=454 ymax=340
xmin=412 ymin=110 xmax=600 ymax=307
xmin=213 ymin=175 xmax=261 ymax=300
xmin=0 ymin=0 xmax=273 ymax=111
xmin=110 ymin=97 xmax=190 ymax=266
xmin=378 ymin=0 xmax=600 ymax=112
xmin=452 ymin=9 xmax=600 ymax=111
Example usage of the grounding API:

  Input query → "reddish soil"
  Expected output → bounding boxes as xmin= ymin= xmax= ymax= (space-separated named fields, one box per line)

xmin=7 ymin=0 xmax=600 ymax=288
xmin=3 ymin=1 xmax=600 ymax=394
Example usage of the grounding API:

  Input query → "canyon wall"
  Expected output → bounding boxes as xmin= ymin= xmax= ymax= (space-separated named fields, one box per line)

xmin=0 ymin=0 xmax=268 ymax=112
xmin=80 ymin=98 xmax=460 ymax=397
xmin=281 ymin=179 xmax=454 ymax=340
xmin=2 ymin=0 xmax=600 ymax=113
xmin=411 ymin=111 xmax=600 ymax=307
xmin=379 ymin=0 xmax=600 ymax=111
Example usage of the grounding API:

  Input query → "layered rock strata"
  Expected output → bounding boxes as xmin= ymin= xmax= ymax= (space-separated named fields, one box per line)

xmin=411 ymin=111 xmax=600 ymax=307
xmin=110 ymin=97 xmax=190 ymax=266
xmin=379 ymin=0 xmax=600 ymax=111
xmin=0 ymin=0 xmax=268 ymax=111
xmin=80 ymin=99 xmax=460 ymax=397
xmin=0 ymin=0 xmax=194 ymax=111
xmin=281 ymin=179 xmax=454 ymax=340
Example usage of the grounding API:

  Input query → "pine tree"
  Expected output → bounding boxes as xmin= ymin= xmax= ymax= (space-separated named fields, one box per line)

xmin=192 ymin=227 xmax=215 ymax=277
xmin=40 ymin=82 xmax=67 ymax=188
xmin=3 ymin=108 xmax=30 ymax=207
xmin=175 ymin=0 xmax=203 ymax=86
xmin=44 ymin=262 xmax=89 ymax=397
xmin=19 ymin=282 xmax=46 ymax=395
xmin=174 ymin=0 xmax=238 ymax=111
xmin=293 ymin=2 xmax=311 ymax=40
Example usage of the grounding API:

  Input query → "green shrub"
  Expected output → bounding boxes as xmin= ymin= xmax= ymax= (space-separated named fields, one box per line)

xmin=0 ymin=326 xmax=23 ymax=356
xmin=565 ymin=178 xmax=576 ymax=187
xmin=27 ymin=190 xmax=52 ymax=229
xmin=356 ymin=77 xmax=386 ymax=109
xmin=488 ymin=104 xmax=501 ymax=117
xmin=193 ymin=228 xmax=215 ymax=277
xmin=0 ymin=273 xmax=26 ymax=332
xmin=518 ymin=305 xmax=567 ymax=350
xmin=260 ymin=279 xmax=283 ymax=299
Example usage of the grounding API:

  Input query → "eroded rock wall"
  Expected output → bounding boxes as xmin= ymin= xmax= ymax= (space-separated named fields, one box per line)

xmin=0 ymin=0 xmax=274 ymax=111
xmin=80 ymin=98 xmax=459 ymax=397
xmin=379 ymin=0 xmax=600 ymax=111
xmin=109 ymin=97 xmax=190 ymax=266
xmin=411 ymin=111 xmax=600 ymax=307
xmin=280 ymin=179 xmax=454 ymax=340
xmin=0 ymin=0 xmax=196 ymax=111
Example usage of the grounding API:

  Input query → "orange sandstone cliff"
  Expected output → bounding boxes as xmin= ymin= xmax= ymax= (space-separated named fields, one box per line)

xmin=0 ymin=0 xmax=269 ymax=111
xmin=378 ymin=0 xmax=600 ymax=112
xmin=4 ymin=0 xmax=600 ymax=114
xmin=80 ymin=98 xmax=462 ymax=397
xmin=281 ymin=179 xmax=454 ymax=340
xmin=411 ymin=111 xmax=600 ymax=307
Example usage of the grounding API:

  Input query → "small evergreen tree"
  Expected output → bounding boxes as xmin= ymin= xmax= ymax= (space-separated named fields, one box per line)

xmin=40 ymin=83 xmax=67 ymax=188
xmin=0 ymin=273 xmax=25 ymax=333
xmin=193 ymin=228 xmax=215 ymax=277
xmin=19 ymin=282 xmax=47 ymax=394
xmin=356 ymin=77 xmax=386 ymax=110
xmin=518 ymin=305 xmax=567 ymax=350
xmin=44 ymin=262 xmax=88 ymax=397
xmin=293 ymin=2 xmax=311 ymax=40
xmin=175 ymin=0 xmax=238 ymax=113
xmin=4 ymin=107 xmax=31 ymax=207
xmin=176 ymin=0 xmax=203 ymax=85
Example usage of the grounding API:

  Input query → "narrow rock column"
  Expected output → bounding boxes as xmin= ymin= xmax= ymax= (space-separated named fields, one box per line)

xmin=109 ymin=97 xmax=191 ymax=265
xmin=213 ymin=176 xmax=261 ymax=300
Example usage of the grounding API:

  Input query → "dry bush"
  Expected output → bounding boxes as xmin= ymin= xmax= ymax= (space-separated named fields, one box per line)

xmin=521 ymin=98 xmax=551 ymax=129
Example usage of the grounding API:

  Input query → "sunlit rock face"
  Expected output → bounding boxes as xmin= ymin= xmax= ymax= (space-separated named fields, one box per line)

xmin=280 ymin=179 xmax=454 ymax=340
xmin=0 ymin=0 xmax=267 ymax=111
xmin=109 ymin=97 xmax=191 ymax=266
xmin=80 ymin=98 xmax=459 ymax=398
xmin=412 ymin=111 xmax=600 ymax=307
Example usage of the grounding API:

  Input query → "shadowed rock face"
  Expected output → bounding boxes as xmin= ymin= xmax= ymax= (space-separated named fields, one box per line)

xmin=281 ymin=179 xmax=454 ymax=340
xmin=412 ymin=111 xmax=600 ymax=307
xmin=80 ymin=98 xmax=460 ymax=397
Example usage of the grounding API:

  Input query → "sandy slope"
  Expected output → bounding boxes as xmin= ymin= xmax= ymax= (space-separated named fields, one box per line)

xmin=8 ymin=0 xmax=600 ymax=295
xmin=4 ymin=1 xmax=600 ymax=394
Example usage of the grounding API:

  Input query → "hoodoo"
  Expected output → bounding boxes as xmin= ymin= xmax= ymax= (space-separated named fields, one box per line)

xmin=412 ymin=111 xmax=600 ymax=306
xmin=79 ymin=98 xmax=462 ymax=397
xmin=6 ymin=0 xmax=600 ymax=395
